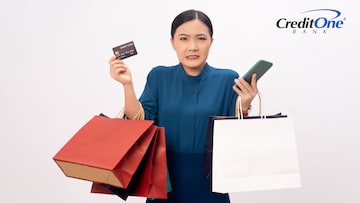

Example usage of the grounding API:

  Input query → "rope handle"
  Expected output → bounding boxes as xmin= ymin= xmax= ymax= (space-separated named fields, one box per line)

xmin=237 ymin=91 xmax=264 ymax=120
xmin=116 ymin=102 xmax=144 ymax=120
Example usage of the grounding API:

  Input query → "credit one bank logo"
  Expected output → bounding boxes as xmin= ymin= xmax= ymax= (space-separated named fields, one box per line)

xmin=276 ymin=9 xmax=346 ymax=34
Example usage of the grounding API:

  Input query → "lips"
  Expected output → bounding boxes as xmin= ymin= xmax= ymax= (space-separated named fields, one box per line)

xmin=186 ymin=55 xmax=199 ymax=59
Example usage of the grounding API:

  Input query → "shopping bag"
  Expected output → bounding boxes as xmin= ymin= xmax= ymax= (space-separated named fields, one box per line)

xmin=203 ymin=114 xmax=285 ymax=180
xmin=203 ymin=115 xmax=237 ymax=180
xmin=90 ymin=127 xmax=168 ymax=199
xmin=145 ymin=127 xmax=168 ymax=198
xmin=211 ymin=115 xmax=301 ymax=193
xmin=53 ymin=115 xmax=157 ymax=188
xmin=91 ymin=129 xmax=157 ymax=200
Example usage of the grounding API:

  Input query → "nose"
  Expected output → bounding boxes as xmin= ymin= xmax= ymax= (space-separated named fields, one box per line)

xmin=188 ymin=39 xmax=199 ymax=51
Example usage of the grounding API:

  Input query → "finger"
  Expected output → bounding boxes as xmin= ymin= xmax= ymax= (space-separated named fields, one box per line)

xmin=118 ymin=66 xmax=127 ymax=73
xmin=233 ymin=84 xmax=241 ymax=94
xmin=250 ymin=73 xmax=257 ymax=87
xmin=109 ymin=56 xmax=125 ymax=66
xmin=250 ymin=73 xmax=259 ymax=94
xmin=233 ymin=79 xmax=243 ymax=92
xmin=110 ymin=61 xmax=126 ymax=73
xmin=109 ymin=55 xmax=116 ymax=64
xmin=113 ymin=64 xmax=127 ymax=73
xmin=235 ymin=78 xmax=251 ymax=93
xmin=233 ymin=82 xmax=249 ymax=98
xmin=233 ymin=85 xmax=247 ymax=99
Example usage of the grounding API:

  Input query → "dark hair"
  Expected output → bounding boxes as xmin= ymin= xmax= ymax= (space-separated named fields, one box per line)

xmin=171 ymin=9 xmax=213 ymax=38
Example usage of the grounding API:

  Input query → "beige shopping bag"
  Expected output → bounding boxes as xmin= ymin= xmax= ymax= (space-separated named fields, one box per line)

xmin=211 ymin=95 xmax=301 ymax=193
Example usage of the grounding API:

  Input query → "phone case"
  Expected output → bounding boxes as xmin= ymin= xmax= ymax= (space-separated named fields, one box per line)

xmin=242 ymin=59 xmax=273 ymax=84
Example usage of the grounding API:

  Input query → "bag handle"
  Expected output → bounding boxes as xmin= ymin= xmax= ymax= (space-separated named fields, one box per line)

xmin=237 ymin=91 xmax=264 ymax=120
xmin=116 ymin=102 xmax=145 ymax=120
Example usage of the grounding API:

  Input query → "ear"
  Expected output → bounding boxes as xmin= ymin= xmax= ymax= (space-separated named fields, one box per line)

xmin=170 ymin=38 xmax=175 ymax=50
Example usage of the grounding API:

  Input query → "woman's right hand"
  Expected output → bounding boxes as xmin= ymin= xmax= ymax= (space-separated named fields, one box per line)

xmin=109 ymin=56 xmax=133 ymax=85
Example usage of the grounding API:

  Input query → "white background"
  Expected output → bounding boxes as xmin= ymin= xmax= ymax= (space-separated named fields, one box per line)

xmin=1 ymin=0 xmax=359 ymax=202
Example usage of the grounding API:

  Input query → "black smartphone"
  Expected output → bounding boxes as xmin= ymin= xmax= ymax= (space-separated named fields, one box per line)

xmin=242 ymin=59 xmax=273 ymax=84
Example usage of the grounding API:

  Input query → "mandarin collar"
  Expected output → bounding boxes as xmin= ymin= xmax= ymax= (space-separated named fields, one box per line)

xmin=178 ymin=63 xmax=210 ymax=81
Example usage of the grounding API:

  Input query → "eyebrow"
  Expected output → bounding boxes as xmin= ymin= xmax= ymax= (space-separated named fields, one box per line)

xmin=177 ymin=33 xmax=208 ymax=37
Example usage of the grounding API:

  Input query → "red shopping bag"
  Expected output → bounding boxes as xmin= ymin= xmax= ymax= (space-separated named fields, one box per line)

xmin=53 ymin=115 xmax=157 ymax=188
xmin=147 ymin=127 xmax=167 ymax=198
xmin=91 ymin=127 xmax=168 ymax=199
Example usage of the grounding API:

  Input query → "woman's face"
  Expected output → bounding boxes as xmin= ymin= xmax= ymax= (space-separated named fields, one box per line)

xmin=171 ymin=19 xmax=213 ymax=76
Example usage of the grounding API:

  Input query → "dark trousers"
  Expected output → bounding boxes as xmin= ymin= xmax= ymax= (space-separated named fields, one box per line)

xmin=146 ymin=152 xmax=230 ymax=203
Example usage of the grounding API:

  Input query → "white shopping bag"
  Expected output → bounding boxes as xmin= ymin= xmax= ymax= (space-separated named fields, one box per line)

xmin=211 ymin=96 xmax=301 ymax=193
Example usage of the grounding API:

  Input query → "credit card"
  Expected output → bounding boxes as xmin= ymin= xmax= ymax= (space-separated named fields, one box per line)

xmin=112 ymin=41 xmax=137 ymax=60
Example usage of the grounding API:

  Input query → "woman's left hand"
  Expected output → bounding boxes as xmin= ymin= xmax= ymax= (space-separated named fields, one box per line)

xmin=232 ymin=73 xmax=258 ymax=111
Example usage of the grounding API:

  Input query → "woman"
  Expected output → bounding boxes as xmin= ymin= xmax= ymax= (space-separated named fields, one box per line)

xmin=109 ymin=9 xmax=258 ymax=203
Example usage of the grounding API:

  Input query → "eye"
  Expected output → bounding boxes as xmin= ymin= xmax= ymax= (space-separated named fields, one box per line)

xmin=179 ymin=36 xmax=188 ymax=41
xmin=198 ymin=36 xmax=207 ymax=41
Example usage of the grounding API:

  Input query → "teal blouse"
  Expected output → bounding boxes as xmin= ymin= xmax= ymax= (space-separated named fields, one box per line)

xmin=139 ymin=63 xmax=239 ymax=153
